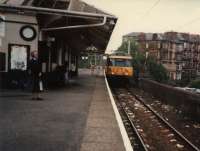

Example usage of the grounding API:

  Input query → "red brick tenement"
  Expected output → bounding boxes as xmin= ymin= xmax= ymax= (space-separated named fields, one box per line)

xmin=123 ymin=32 xmax=200 ymax=81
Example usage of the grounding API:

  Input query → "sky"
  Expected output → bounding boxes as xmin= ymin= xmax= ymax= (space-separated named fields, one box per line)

xmin=83 ymin=0 xmax=200 ymax=52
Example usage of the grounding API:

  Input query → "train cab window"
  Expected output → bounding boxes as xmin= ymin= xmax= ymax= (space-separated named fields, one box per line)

xmin=110 ymin=59 xmax=132 ymax=67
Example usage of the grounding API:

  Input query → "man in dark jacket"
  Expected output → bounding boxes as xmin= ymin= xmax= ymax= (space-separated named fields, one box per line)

xmin=29 ymin=51 xmax=43 ymax=100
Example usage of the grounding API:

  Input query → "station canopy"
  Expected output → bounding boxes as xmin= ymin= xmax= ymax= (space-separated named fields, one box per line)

xmin=0 ymin=0 xmax=117 ymax=54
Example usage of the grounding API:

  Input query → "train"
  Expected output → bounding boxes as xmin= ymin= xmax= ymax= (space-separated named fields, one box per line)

xmin=105 ymin=53 xmax=133 ymax=80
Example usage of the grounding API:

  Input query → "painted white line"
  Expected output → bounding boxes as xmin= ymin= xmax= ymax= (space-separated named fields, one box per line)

xmin=104 ymin=72 xmax=133 ymax=151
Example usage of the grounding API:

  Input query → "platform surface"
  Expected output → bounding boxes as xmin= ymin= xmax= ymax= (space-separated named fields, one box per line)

xmin=0 ymin=69 xmax=125 ymax=151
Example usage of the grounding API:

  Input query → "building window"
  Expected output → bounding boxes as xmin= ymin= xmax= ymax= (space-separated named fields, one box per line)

xmin=176 ymin=72 xmax=182 ymax=80
xmin=146 ymin=43 xmax=149 ymax=49
xmin=184 ymin=42 xmax=187 ymax=49
xmin=158 ymin=43 xmax=161 ymax=49
xmin=0 ymin=52 xmax=5 ymax=71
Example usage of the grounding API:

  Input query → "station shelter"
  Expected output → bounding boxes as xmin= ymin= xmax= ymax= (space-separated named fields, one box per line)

xmin=0 ymin=0 xmax=117 ymax=88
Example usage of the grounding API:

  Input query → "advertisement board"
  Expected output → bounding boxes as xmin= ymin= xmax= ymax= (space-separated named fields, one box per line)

xmin=10 ymin=45 xmax=28 ymax=70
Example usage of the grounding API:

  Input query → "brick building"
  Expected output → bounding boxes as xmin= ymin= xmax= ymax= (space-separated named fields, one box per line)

xmin=123 ymin=32 xmax=200 ymax=81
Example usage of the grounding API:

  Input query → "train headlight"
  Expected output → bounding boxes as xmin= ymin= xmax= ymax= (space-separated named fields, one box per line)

xmin=112 ymin=72 xmax=115 ymax=75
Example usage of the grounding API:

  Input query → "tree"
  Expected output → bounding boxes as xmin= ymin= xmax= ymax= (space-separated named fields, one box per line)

xmin=146 ymin=57 xmax=169 ymax=83
xmin=117 ymin=39 xmax=145 ymax=84
xmin=117 ymin=39 xmax=144 ymax=75
xmin=116 ymin=39 xmax=169 ymax=83
xmin=117 ymin=39 xmax=138 ymax=55
xmin=117 ymin=41 xmax=128 ymax=53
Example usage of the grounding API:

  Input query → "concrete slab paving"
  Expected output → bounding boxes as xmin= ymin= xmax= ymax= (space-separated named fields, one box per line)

xmin=0 ymin=69 xmax=126 ymax=151
xmin=80 ymin=75 xmax=126 ymax=151
xmin=0 ymin=71 xmax=95 ymax=151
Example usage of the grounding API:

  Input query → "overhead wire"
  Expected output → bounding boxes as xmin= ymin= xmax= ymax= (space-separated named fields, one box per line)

xmin=139 ymin=0 xmax=161 ymax=20
xmin=131 ymin=0 xmax=161 ymax=30
xmin=129 ymin=0 xmax=162 ymax=33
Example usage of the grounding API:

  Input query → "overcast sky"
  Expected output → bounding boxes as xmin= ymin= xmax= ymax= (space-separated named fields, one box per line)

xmin=83 ymin=0 xmax=200 ymax=52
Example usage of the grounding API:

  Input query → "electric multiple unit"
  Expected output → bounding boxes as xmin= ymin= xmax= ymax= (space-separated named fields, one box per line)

xmin=105 ymin=54 xmax=133 ymax=79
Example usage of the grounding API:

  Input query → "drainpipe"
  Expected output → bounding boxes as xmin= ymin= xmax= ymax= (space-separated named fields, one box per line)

xmin=41 ymin=16 xmax=107 ymax=31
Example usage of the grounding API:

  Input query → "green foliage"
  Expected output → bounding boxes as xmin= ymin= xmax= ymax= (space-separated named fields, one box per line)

xmin=117 ymin=41 xmax=128 ymax=53
xmin=132 ymin=51 xmax=145 ymax=74
xmin=146 ymin=57 xmax=169 ymax=83
xmin=117 ymin=39 xmax=144 ymax=75
xmin=189 ymin=79 xmax=200 ymax=89
xmin=117 ymin=39 xmax=138 ymax=55
xmin=116 ymin=39 xmax=169 ymax=83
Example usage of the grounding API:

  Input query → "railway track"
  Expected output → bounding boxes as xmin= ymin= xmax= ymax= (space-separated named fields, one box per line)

xmin=116 ymin=99 xmax=148 ymax=151
xmin=112 ymin=87 xmax=200 ymax=151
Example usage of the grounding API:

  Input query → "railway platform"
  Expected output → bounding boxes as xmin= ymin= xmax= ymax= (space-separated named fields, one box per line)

xmin=0 ymin=69 xmax=126 ymax=151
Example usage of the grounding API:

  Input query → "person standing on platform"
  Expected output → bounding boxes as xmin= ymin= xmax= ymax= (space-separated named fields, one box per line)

xmin=29 ymin=51 xmax=43 ymax=100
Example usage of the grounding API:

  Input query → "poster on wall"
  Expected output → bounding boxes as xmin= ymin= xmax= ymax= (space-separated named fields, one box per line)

xmin=10 ymin=46 xmax=28 ymax=71
xmin=0 ymin=15 xmax=5 ymax=37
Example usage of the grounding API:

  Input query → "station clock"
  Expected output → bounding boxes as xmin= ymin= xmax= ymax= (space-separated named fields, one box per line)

xmin=20 ymin=25 xmax=37 ymax=41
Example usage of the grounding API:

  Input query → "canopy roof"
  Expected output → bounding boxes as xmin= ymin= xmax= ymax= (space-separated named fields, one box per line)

xmin=0 ymin=0 xmax=117 ymax=54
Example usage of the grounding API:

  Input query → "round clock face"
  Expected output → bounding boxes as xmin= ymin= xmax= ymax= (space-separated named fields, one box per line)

xmin=20 ymin=25 xmax=37 ymax=41
xmin=22 ymin=27 xmax=34 ymax=39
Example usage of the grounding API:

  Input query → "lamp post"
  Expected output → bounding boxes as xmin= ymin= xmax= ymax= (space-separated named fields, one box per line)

xmin=128 ymin=40 xmax=131 ymax=55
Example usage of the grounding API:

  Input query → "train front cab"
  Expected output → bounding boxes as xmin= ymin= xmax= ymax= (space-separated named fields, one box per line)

xmin=105 ymin=55 xmax=133 ymax=80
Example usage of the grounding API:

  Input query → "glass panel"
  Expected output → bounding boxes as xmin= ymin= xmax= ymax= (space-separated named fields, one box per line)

xmin=109 ymin=59 xmax=132 ymax=67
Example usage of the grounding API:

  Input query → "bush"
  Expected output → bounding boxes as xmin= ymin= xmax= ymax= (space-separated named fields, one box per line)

xmin=132 ymin=52 xmax=146 ymax=74
xmin=147 ymin=57 xmax=169 ymax=83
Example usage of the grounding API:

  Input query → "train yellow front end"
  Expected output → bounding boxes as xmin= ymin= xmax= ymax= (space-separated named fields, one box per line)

xmin=105 ymin=55 xmax=133 ymax=78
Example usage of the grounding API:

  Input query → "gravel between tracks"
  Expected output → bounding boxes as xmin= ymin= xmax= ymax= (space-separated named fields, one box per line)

xmin=130 ymin=87 xmax=200 ymax=149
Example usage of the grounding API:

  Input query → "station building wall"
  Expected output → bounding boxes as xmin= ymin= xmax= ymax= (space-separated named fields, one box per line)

xmin=0 ymin=13 xmax=38 ymax=72
xmin=0 ymin=12 xmax=81 ymax=88
xmin=0 ymin=12 xmax=38 ymax=88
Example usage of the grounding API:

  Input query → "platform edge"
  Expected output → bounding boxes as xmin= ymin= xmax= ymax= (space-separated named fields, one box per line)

xmin=104 ymin=71 xmax=133 ymax=151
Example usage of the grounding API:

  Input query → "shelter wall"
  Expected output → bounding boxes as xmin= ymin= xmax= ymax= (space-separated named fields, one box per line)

xmin=0 ymin=12 xmax=38 ymax=72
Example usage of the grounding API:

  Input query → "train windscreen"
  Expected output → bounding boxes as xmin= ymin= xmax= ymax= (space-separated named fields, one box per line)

xmin=108 ymin=58 xmax=132 ymax=67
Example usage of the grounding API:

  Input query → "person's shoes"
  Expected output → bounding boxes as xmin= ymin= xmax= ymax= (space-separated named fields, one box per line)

xmin=36 ymin=97 xmax=43 ymax=101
